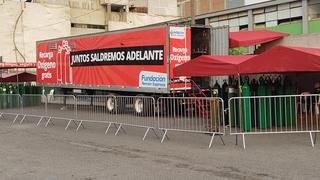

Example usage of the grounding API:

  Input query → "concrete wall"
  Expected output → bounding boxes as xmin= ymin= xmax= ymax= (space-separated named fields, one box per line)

xmin=0 ymin=0 xmax=179 ymax=63
xmin=70 ymin=27 xmax=105 ymax=35
xmin=0 ymin=1 xmax=70 ymax=63
xmin=245 ymin=0 xmax=271 ymax=5
xmin=178 ymin=0 xmax=225 ymax=17
xmin=34 ymin=0 xmax=101 ymax=9
xmin=259 ymin=32 xmax=320 ymax=53
xmin=102 ymin=0 xmax=129 ymax=5
xmin=148 ymin=0 xmax=178 ymax=16
xmin=108 ymin=12 xmax=178 ymax=31
xmin=70 ymin=8 xmax=105 ymax=25
xmin=129 ymin=0 xmax=147 ymax=7
xmin=225 ymin=0 xmax=244 ymax=9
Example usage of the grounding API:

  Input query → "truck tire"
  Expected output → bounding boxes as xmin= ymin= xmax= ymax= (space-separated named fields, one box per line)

xmin=134 ymin=96 xmax=153 ymax=116
xmin=106 ymin=96 xmax=116 ymax=113
xmin=134 ymin=97 xmax=144 ymax=114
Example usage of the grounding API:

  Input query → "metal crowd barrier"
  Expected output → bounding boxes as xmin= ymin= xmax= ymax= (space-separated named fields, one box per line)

xmin=3 ymin=93 xmax=320 ymax=149
xmin=157 ymin=97 xmax=225 ymax=148
xmin=45 ymin=95 xmax=77 ymax=129
xmin=19 ymin=94 xmax=47 ymax=125
xmin=75 ymin=95 xmax=117 ymax=133
xmin=229 ymin=94 xmax=320 ymax=149
xmin=115 ymin=96 xmax=157 ymax=140
xmin=0 ymin=94 xmax=22 ymax=124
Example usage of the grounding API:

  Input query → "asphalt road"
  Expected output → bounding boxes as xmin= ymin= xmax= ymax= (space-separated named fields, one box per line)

xmin=0 ymin=115 xmax=319 ymax=180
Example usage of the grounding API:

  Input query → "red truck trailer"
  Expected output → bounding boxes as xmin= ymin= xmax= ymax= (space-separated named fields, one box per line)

xmin=36 ymin=24 xmax=218 ymax=112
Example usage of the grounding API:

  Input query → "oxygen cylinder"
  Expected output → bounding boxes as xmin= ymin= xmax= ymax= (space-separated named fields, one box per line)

xmin=25 ymin=83 xmax=31 ymax=106
xmin=235 ymin=77 xmax=241 ymax=127
xmin=222 ymin=80 xmax=228 ymax=107
xmin=250 ymin=78 xmax=258 ymax=127
xmin=211 ymin=81 xmax=221 ymax=129
xmin=30 ymin=83 xmax=37 ymax=106
xmin=12 ymin=84 xmax=18 ymax=108
xmin=222 ymin=80 xmax=228 ymax=125
xmin=228 ymin=77 xmax=237 ymax=127
xmin=212 ymin=80 xmax=221 ymax=97
xmin=250 ymin=79 xmax=258 ymax=96
xmin=275 ymin=76 xmax=284 ymax=127
xmin=6 ymin=84 xmax=13 ymax=109
xmin=284 ymin=77 xmax=296 ymax=126
xmin=265 ymin=76 xmax=273 ymax=129
xmin=25 ymin=82 xmax=30 ymax=94
xmin=258 ymin=77 xmax=267 ymax=129
xmin=0 ymin=84 xmax=3 ymax=109
xmin=18 ymin=83 xmax=25 ymax=95
xmin=2 ymin=84 xmax=8 ymax=109
xmin=242 ymin=77 xmax=252 ymax=132
xmin=36 ymin=85 xmax=42 ymax=106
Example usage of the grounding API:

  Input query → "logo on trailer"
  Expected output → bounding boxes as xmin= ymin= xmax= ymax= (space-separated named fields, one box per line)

xmin=169 ymin=27 xmax=186 ymax=40
xmin=57 ymin=40 xmax=72 ymax=84
xmin=139 ymin=71 xmax=167 ymax=88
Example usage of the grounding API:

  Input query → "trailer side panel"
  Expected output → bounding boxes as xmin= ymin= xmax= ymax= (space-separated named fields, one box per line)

xmin=37 ymin=26 xmax=169 ymax=93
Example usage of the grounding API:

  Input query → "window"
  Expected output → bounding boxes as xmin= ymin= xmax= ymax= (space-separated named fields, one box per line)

xmin=308 ymin=3 xmax=320 ymax=20
xmin=71 ymin=23 xmax=87 ymax=28
xmin=266 ymin=21 xmax=277 ymax=27
xmin=71 ymin=23 xmax=105 ymax=30
xmin=111 ymin=4 xmax=126 ymax=12
xmin=265 ymin=6 xmax=277 ymax=13
xmin=254 ymin=14 xmax=265 ymax=23
xmin=87 ymin=24 xmax=105 ymax=29
xmin=129 ymin=7 xmax=148 ymax=13
xmin=254 ymin=22 xmax=266 ymax=29
xmin=239 ymin=16 xmax=248 ymax=25
xmin=239 ymin=25 xmax=248 ymax=31
xmin=278 ymin=17 xmax=302 ymax=25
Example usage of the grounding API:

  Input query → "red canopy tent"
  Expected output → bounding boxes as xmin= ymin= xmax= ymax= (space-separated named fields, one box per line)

xmin=239 ymin=46 xmax=320 ymax=74
xmin=0 ymin=62 xmax=36 ymax=69
xmin=0 ymin=62 xmax=36 ymax=82
xmin=229 ymin=30 xmax=288 ymax=48
xmin=0 ymin=72 xmax=36 ymax=82
xmin=173 ymin=55 xmax=256 ymax=77
xmin=173 ymin=46 xmax=320 ymax=77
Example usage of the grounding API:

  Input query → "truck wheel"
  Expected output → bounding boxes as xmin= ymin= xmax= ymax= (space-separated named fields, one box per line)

xmin=134 ymin=97 xmax=144 ymax=114
xmin=134 ymin=97 xmax=153 ymax=116
xmin=106 ymin=96 xmax=115 ymax=113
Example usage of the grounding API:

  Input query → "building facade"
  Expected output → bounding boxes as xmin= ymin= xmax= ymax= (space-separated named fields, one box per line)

xmin=0 ymin=0 xmax=179 ymax=63
xmin=177 ymin=0 xmax=272 ymax=17
xmin=195 ymin=0 xmax=320 ymax=35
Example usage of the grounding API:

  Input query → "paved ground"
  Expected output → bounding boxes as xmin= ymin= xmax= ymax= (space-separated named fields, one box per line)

xmin=0 ymin=115 xmax=319 ymax=180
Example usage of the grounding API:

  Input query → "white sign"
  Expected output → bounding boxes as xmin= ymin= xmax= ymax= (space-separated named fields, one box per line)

xmin=139 ymin=71 xmax=167 ymax=88
xmin=169 ymin=27 xmax=186 ymax=40
xmin=39 ymin=52 xmax=53 ymax=60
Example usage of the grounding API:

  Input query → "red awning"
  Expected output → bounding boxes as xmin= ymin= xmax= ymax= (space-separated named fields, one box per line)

xmin=240 ymin=46 xmax=320 ymax=74
xmin=173 ymin=46 xmax=320 ymax=77
xmin=0 ymin=72 xmax=36 ymax=82
xmin=0 ymin=62 xmax=36 ymax=69
xmin=229 ymin=30 xmax=288 ymax=48
xmin=173 ymin=55 xmax=256 ymax=77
